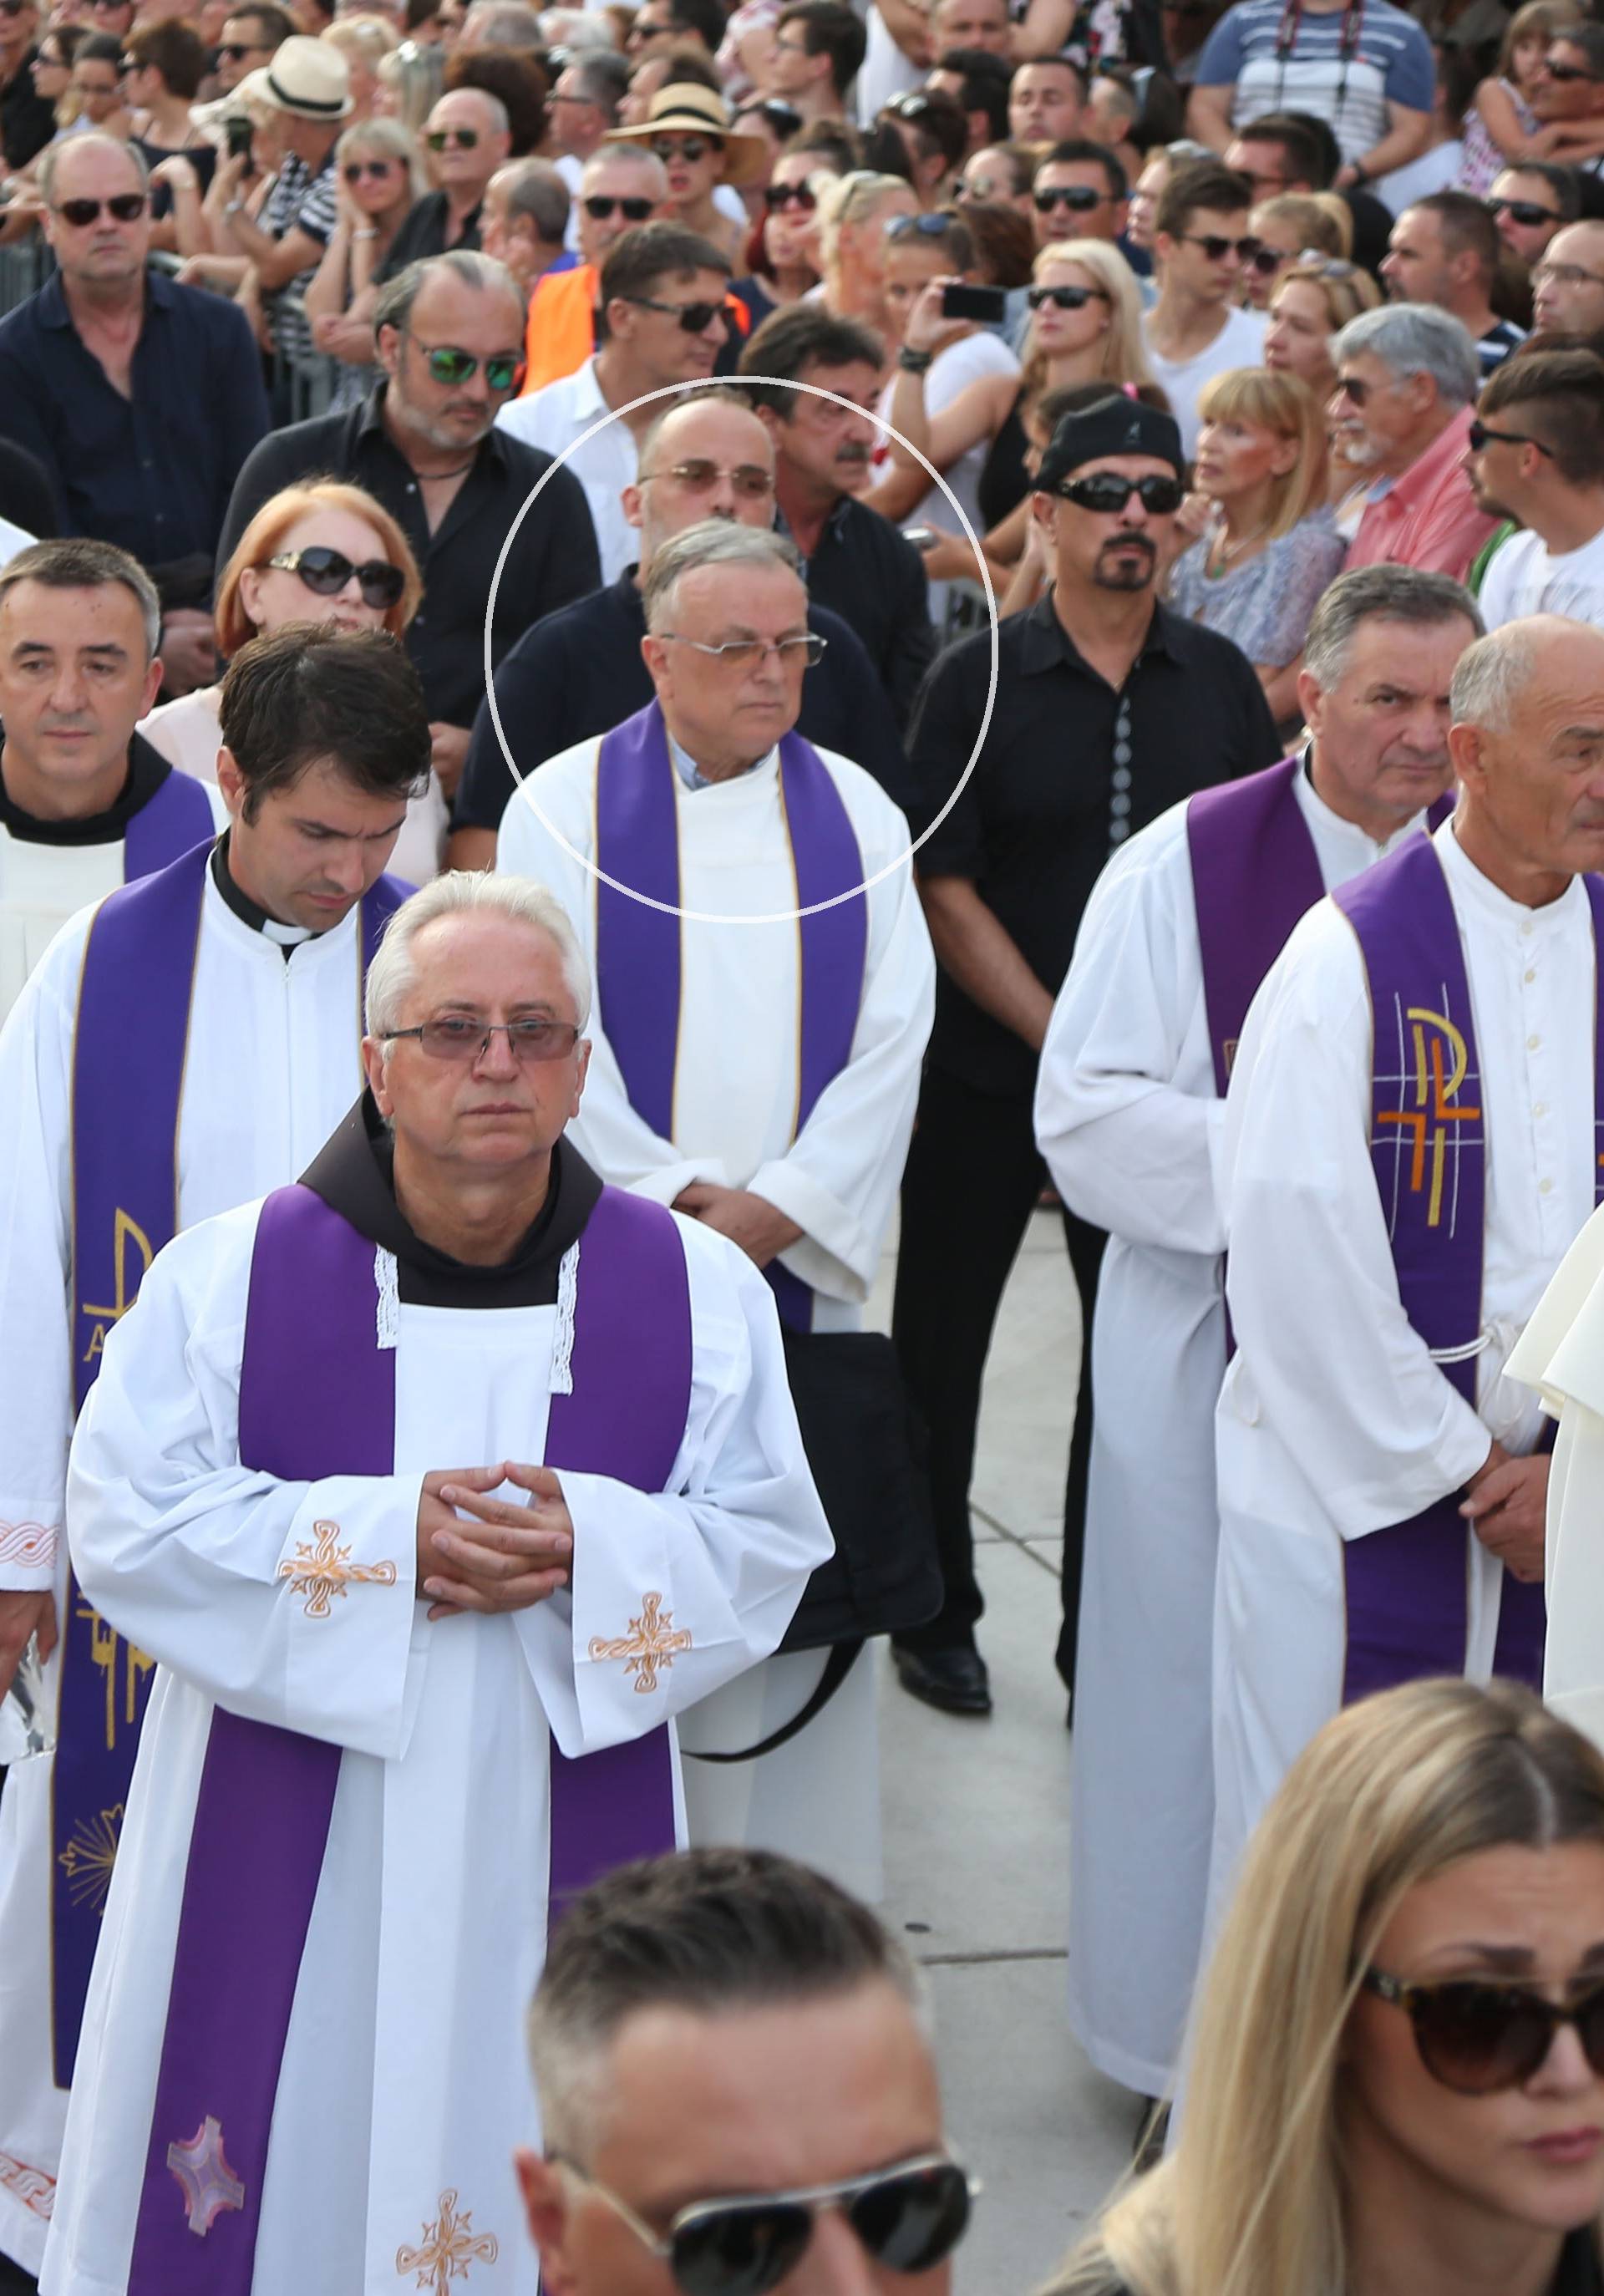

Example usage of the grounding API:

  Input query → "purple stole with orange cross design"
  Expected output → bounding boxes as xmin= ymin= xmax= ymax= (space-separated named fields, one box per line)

xmin=1333 ymin=833 xmax=1604 ymax=1704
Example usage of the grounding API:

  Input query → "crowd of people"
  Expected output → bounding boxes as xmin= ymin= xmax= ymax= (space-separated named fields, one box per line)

xmin=7 ymin=0 xmax=1604 ymax=2285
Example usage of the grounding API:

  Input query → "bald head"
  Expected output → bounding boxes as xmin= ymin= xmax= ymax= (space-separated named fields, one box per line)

xmin=626 ymin=393 xmax=778 ymax=566
xmin=1449 ymin=615 xmax=1604 ymax=902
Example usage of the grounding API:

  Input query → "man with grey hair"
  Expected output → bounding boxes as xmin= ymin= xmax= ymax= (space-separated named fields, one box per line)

xmin=499 ymin=519 xmax=934 ymax=1902
xmin=479 ymin=156 xmax=573 ymax=294
xmin=1207 ymin=609 xmax=1604 ymax=1931
xmin=518 ymin=1847 xmax=975 ymax=2295
xmin=1033 ymin=562 xmax=1482 ymax=2111
xmin=1336 ymin=301 xmax=1498 ymax=582
xmin=43 ymin=869 xmax=830 ymax=2293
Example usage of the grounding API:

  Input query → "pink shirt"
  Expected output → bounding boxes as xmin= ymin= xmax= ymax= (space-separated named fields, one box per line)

xmin=1348 ymin=404 xmax=1497 ymax=583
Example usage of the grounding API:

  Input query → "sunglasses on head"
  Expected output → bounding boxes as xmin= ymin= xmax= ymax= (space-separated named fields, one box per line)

xmin=414 ymin=340 xmax=525 ymax=390
xmin=264 ymin=546 xmax=406 ymax=609
xmin=426 ymin=124 xmax=479 ymax=149
xmin=1488 ymin=196 xmax=1561 ymax=226
xmin=1468 ymin=418 xmax=1556 ymax=457
xmin=1182 ymin=231 xmax=1261 ymax=262
xmin=622 ymin=292 xmax=729 ymax=333
xmin=583 ymin=193 xmax=654 ymax=221
xmin=886 ymin=211 xmax=958 ymax=241
xmin=1543 ymin=55 xmax=1600 ymax=80
xmin=1027 ymin=281 xmax=1109 ymax=310
xmin=1033 ymin=182 xmax=1102 ymax=212
xmin=764 ymin=179 xmax=816 ymax=211
xmin=1364 ymin=1968 xmax=1604 ymax=2095
xmin=53 ymin=192 xmax=146 ymax=224
xmin=1057 ymin=471 xmax=1185 ymax=513
xmin=652 ymin=135 xmax=717 ymax=164
xmin=343 ymin=157 xmax=393 ymax=180
xmin=555 ymin=2154 xmax=977 ymax=2296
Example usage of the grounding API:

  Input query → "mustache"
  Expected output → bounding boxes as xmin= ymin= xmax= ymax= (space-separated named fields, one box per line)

xmin=1099 ymin=533 xmax=1155 ymax=556
xmin=835 ymin=440 xmax=871 ymax=464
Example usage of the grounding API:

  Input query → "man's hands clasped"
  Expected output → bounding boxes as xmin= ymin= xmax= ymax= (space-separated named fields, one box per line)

xmin=414 ymin=1463 xmax=575 ymax=1622
xmin=1461 ymin=1440 xmax=1550 ymax=1583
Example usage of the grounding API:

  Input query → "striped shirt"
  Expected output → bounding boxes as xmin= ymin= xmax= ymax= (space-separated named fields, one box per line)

xmin=1195 ymin=0 xmax=1434 ymax=164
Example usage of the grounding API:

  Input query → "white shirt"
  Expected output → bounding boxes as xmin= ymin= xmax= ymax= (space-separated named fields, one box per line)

xmin=495 ymin=355 xmax=638 ymax=583
xmin=874 ymin=327 xmax=1021 ymax=624
xmin=1479 ymin=520 xmax=1604 ymax=632
xmin=1142 ymin=302 xmax=1266 ymax=460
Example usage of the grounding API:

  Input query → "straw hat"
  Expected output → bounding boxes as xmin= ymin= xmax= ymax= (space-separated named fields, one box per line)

xmin=256 ymin=34 xmax=353 ymax=120
xmin=603 ymin=82 xmax=769 ymax=186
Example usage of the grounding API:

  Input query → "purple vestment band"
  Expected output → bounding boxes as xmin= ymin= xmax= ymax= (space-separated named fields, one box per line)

xmin=126 ymin=1179 xmax=692 ymax=2293
xmin=1188 ymin=759 xmax=1326 ymax=1101
xmin=52 ymin=854 xmax=404 ymax=2087
xmin=593 ymin=703 xmax=867 ymax=1332
xmin=121 ymin=767 xmax=217 ymax=882
xmin=1333 ymin=840 xmax=1604 ymax=1703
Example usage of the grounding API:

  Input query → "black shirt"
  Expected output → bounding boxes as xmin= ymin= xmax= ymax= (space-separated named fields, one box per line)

xmin=0 ymin=729 xmax=173 ymax=844
xmin=215 ymin=384 xmax=602 ymax=731
xmin=452 ymin=564 xmax=918 ymax=833
xmin=781 ymin=494 xmax=936 ymax=736
xmin=378 ymin=190 xmax=483 ymax=282
xmin=0 ymin=434 xmax=55 ymax=538
xmin=910 ymin=589 xmax=1281 ymax=1096
xmin=1 ymin=49 xmax=57 ymax=170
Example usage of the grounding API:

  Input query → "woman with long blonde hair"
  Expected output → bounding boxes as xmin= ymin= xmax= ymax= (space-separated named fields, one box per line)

xmin=816 ymin=167 xmax=919 ymax=333
xmin=1054 ymin=1677 xmax=1604 ymax=2296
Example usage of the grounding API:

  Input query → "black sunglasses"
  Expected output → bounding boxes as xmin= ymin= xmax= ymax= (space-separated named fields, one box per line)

xmin=583 ymin=193 xmax=654 ymax=221
xmin=343 ymin=158 xmax=394 ymax=180
xmin=1245 ymin=242 xmax=1287 ymax=274
xmin=1033 ymin=183 xmax=1103 ymax=212
xmin=1027 ymin=282 xmax=1109 ymax=309
xmin=1364 ymin=1968 xmax=1604 ymax=2095
xmin=265 ymin=547 xmax=406 ymax=610
xmin=1182 ymin=231 xmax=1261 ymax=262
xmin=652 ymin=135 xmax=717 ymax=163
xmin=1469 ymin=418 xmax=1556 ymax=457
xmin=556 ymin=2155 xmax=977 ymax=2296
xmin=1057 ymin=471 xmax=1185 ymax=513
xmin=53 ymin=192 xmax=145 ymax=224
xmin=764 ymin=180 xmax=817 ymax=211
xmin=886 ymin=211 xmax=959 ymax=241
xmin=426 ymin=124 xmax=479 ymax=149
xmin=216 ymin=38 xmax=261 ymax=56
xmin=621 ymin=292 xmax=729 ymax=333
xmin=1544 ymin=56 xmax=1601 ymax=80
xmin=1487 ymin=196 xmax=1562 ymax=226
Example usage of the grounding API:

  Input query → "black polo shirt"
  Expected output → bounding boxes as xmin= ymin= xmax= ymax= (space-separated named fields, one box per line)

xmin=377 ymin=190 xmax=483 ymax=282
xmin=215 ymin=384 xmax=601 ymax=730
xmin=910 ymin=589 xmax=1281 ymax=1098
xmin=453 ymin=565 xmax=917 ymax=833
xmin=781 ymin=494 xmax=936 ymax=735
xmin=1 ymin=49 xmax=55 ymax=170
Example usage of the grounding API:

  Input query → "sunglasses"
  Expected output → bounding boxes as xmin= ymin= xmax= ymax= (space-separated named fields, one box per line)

xmin=343 ymin=158 xmax=394 ymax=180
xmin=1487 ymin=196 xmax=1562 ymax=227
xmin=886 ymin=211 xmax=959 ymax=241
xmin=216 ymin=38 xmax=262 ymax=55
xmin=764 ymin=180 xmax=817 ymax=211
xmin=1335 ymin=373 xmax=1373 ymax=405
xmin=1027 ymin=282 xmax=1109 ymax=310
xmin=638 ymin=458 xmax=774 ymax=497
xmin=1057 ymin=472 xmax=1185 ymax=513
xmin=1033 ymin=183 xmax=1103 ymax=212
xmin=556 ymin=2154 xmax=977 ymax=2296
xmin=652 ymin=136 xmax=719 ymax=165
xmin=1543 ymin=56 xmax=1600 ymax=80
xmin=1364 ymin=1968 xmax=1604 ymax=2095
xmin=414 ymin=340 xmax=525 ymax=389
xmin=53 ymin=192 xmax=145 ymax=224
xmin=1181 ymin=231 xmax=1261 ymax=262
xmin=583 ymin=194 xmax=654 ymax=221
xmin=1244 ymin=242 xmax=1289 ymax=275
xmin=265 ymin=547 xmax=407 ymax=609
xmin=426 ymin=124 xmax=479 ymax=149
xmin=621 ymin=292 xmax=729 ymax=333
xmin=1468 ymin=418 xmax=1556 ymax=457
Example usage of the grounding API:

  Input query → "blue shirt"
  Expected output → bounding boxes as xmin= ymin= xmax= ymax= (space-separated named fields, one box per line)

xmin=0 ymin=264 xmax=270 ymax=570
xmin=1195 ymin=0 xmax=1434 ymax=163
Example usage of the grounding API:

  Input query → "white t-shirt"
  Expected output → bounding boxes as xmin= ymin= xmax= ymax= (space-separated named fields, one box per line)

xmin=875 ymin=325 xmax=1021 ymax=622
xmin=1478 ymin=521 xmax=1604 ymax=631
xmin=1142 ymin=302 xmax=1266 ymax=460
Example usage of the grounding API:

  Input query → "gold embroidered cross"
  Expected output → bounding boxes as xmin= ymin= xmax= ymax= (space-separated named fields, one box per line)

xmin=396 ymin=2188 xmax=500 ymax=2292
xmin=588 ymin=1591 xmax=692 ymax=1694
xmin=278 ymin=1521 xmax=398 ymax=1620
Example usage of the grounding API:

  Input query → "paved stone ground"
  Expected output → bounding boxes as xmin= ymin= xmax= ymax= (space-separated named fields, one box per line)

xmin=865 ymin=1213 xmax=1134 ymax=2296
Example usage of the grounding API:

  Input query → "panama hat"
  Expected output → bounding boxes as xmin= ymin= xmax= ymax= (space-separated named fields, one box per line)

xmin=256 ymin=34 xmax=353 ymax=119
xmin=603 ymin=82 xmax=769 ymax=186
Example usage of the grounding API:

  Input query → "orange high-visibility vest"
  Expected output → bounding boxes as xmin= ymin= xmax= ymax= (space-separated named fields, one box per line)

xmin=521 ymin=263 xmax=598 ymax=394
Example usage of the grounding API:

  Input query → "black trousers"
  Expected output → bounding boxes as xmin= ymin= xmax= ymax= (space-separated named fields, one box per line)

xmin=891 ymin=1064 xmax=1104 ymax=1688
xmin=0 ymin=2252 xmax=37 ymax=2293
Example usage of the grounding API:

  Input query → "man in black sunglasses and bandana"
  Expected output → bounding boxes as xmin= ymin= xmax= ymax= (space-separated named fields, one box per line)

xmin=520 ymin=1849 xmax=975 ymax=2296
xmin=892 ymin=392 xmax=1278 ymax=1723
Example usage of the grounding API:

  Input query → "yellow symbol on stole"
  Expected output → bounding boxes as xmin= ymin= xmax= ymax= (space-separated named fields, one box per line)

xmin=396 ymin=2189 xmax=500 ymax=2292
xmin=1378 ymin=1006 xmax=1483 ymax=1231
xmin=79 ymin=1597 xmax=155 ymax=1752
xmin=56 ymin=1804 xmax=124 ymax=1917
xmin=277 ymin=1520 xmax=398 ymax=1618
xmin=589 ymin=1591 xmax=693 ymax=1694
xmin=79 ymin=1207 xmax=155 ymax=1369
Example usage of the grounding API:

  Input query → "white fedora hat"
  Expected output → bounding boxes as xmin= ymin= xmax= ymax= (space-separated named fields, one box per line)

xmin=256 ymin=35 xmax=353 ymax=119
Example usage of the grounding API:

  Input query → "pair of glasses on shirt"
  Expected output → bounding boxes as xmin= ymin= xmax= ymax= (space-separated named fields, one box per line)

xmin=1363 ymin=1968 xmax=1604 ymax=2095
xmin=637 ymin=459 xmax=774 ymax=499
xmin=621 ymin=293 xmax=729 ymax=334
xmin=1033 ymin=183 xmax=1104 ymax=214
xmin=1468 ymin=419 xmax=1556 ymax=458
xmin=1487 ymin=196 xmax=1563 ymax=227
xmin=553 ymin=2154 xmax=977 ymax=2296
xmin=1055 ymin=472 xmax=1185 ymax=515
xmin=264 ymin=547 xmax=407 ymax=609
xmin=382 ymin=1018 xmax=583 ymax=1062
xmin=1027 ymin=282 xmax=1109 ymax=311
xmin=415 ymin=341 xmax=525 ymax=393
xmin=1182 ymin=231 xmax=1261 ymax=262
xmin=426 ymin=124 xmax=479 ymax=149
xmin=656 ymin=632 xmax=829 ymax=671
xmin=52 ymin=192 xmax=145 ymax=225
xmin=583 ymin=193 xmax=653 ymax=221
xmin=764 ymin=180 xmax=816 ymax=212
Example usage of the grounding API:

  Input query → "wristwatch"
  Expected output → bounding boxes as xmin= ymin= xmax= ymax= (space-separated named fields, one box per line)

xmin=898 ymin=345 xmax=934 ymax=374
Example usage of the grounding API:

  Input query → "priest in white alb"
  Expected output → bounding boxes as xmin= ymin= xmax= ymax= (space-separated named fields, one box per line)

xmin=1033 ymin=564 xmax=1481 ymax=2103
xmin=0 ymin=627 xmax=424 ymax=2284
xmin=495 ymin=518 xmax=933 ymax=1902
xmin=40 ymin=871 xmax=831 ymax=2296
xmin=1209 ymin=612 xmax=1604 ymax=1923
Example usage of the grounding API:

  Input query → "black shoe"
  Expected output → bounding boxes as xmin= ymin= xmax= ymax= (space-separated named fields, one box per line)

xmin=891 ymin=1644 xmax=992 ymax=1717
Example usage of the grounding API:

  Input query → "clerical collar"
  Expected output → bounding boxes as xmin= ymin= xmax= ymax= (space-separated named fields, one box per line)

xmin=209 ymin=832 xmax=319 ymax=955
xmin=0 ymin=727 xmax=166 ymax=846
xmin=299 ymin=1092 xmax=604 ymax=1309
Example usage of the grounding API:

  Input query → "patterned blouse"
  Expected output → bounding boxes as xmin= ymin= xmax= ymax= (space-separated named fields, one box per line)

xmin=1167 ymin=512 xmax=1349 ymax=668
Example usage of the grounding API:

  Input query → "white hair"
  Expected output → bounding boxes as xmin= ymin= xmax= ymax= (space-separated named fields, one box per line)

xmin=365 ymin=871 xmax=592 ymax=1039
xmin=642 ymin=521 xmax=805 ymax=632
xmin=1449 ymin=622 xmax=1540 ymax=738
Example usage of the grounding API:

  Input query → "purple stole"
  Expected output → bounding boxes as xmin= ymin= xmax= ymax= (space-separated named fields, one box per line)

xmin=1333 ymin=836 xmax=1604 ymax=1703
xmin=121 ymin=765 xmax=217 ymax=881
xmin=50 ymin=846 xmax=406 ymax=2088
xmin=593 ymin=703 xmax=866 ymax=1332
xmin=124 ymin=1180 xmax=689 ymax=2295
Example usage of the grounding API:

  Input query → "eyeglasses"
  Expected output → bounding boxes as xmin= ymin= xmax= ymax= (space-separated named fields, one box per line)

xmin=651 ymin=135 xmax=718 ymax=164
xmin=638 ymin=459 xmax=774 ymax=497
xmin=553 ymin=2153 xmax=977 ymax=2296
xmin=1542 ymin=56 xmax=1601 ymax=80
xmin=886 ymin=211 xmax=959 ymax=241
xmin=1056 ymin=472 xmax=1185 ymax=513
xmin=52 ymin=192 xmax=146 ymax=224
xmin=1534 ymin=259 xmax=1604 ymax=291
xmin=764 ymin=180 xmax=817 ymax=211
xmin=343 ymin=158 xmax=394 ymax=180
xmin=1487 ymin=196 xmax=1562 ymax=227
xmin=1181 ymin=231 xmax=1261 ymax=262
xmin=583 ymin=194 xmax=654 ymax=221
xmin=1033 ymin=183 xmax=1104 ymax=213
xmin=1027 ymin=282 xmax=1109 ymax=310
xmin=264 ymin=547 xmax=407 ymax=608
xmin=381 ymin=1018 xmax=582 ymax=1062
xmin=1363 ymin=1968 xmax=1604 ymax=2095
xmin=1468 ymin=418 xmax=1556 ymax=457
xmin=655 ymin=631 xmax=828 ymax=670
xmin=216 ymin=38 xmax=263 ymax=56
xmin=620 ymin=293 xmax=730 ymax=333
xmin=412 ymin=339 xmax=525 ymax=391
xmin=426 ymin=124 xmax=479 ymax=148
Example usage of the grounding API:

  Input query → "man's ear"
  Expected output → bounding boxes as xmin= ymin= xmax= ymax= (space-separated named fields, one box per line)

xmin=215 ymin=744 xmax=246 ymax=823
xmin=1447 ymin=718 xmax=1483 ymax=792
xmin=515 ymin=2151 xmax=581 ymax=2296
xmin=361 ymin=1034 xmax=392 ymax=1114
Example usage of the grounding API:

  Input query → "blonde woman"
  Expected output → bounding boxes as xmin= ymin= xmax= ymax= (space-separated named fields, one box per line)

xmin=1168 ymin=367 xmax=1345 ymax=725
xmin=141 ymin=481 xmax=447 ymax=881
xmin=816 ymin=166 xmax=918 ymax=333
xmin=1242 ymin=190 xmax=1349 ymax=310
xmin=1053 ymin=1676 xmax=1604 ymax=2296
xmin=321 ymin=12 xmax=398 ymax=120
xmin=304 ymin=114 xmax=427 ymax=360
xmin=1264 ymin=252 xmax=1383 ymax=409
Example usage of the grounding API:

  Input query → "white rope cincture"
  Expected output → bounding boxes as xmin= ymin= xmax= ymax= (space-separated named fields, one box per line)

xmin=550 ymin=1238 xmax=580 ymax=1394
xmin=375 ymin=1247 xmax=400 ymax=1350
xmin=1429 ymin=1333 xmax=1491 ymax=1364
